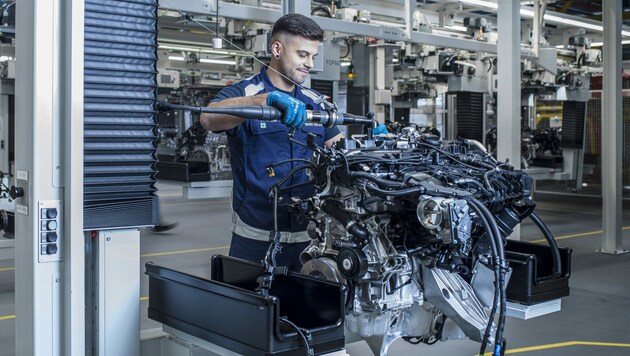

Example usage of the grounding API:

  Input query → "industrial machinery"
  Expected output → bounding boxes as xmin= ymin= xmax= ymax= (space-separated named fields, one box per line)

xmin=149 ymin=94 xmax=570 ymax=355
xmin=275 ymin=125 xmax=567 ymax=355
xmin=0 ymin=170 xmax=14 ymax=238
xmin=177 ymin=121 xmax=232 ymax=181
xmin=485 ymin=126 xmax=562 ymax=169
xmin=155 ymin=86 xmax=233 ymax=182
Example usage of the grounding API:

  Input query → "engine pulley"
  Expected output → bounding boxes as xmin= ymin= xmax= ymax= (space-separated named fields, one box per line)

xmin=337 ymin=248 xmax=368 ymax=280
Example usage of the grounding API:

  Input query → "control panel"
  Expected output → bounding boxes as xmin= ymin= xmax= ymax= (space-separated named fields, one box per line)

xmin=38 ymin=200 xmax=62 ymax=263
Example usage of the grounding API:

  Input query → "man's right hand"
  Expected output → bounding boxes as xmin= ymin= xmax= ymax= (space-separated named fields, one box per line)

xmin=266 ymin=91 xmax=307 ymax=128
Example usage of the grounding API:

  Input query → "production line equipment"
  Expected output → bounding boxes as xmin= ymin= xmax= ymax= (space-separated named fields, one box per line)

xmin=154 ymin=86 xmax=234 ymax=183
xmin=147 ymin=103 xmax=571 ymax=356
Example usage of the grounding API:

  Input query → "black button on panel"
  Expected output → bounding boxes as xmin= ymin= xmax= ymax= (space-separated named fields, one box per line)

xmin=47 ymin=244 xmax=58 ymax=255
xmin=47 ymin=232 xmax=58 ymax=243
xmin=46 ymin=209 xmax=58 ymax=219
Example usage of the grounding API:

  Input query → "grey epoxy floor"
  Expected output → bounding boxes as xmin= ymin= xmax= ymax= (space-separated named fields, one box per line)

xmin=0 ymin=182 xmax=629 ymax=355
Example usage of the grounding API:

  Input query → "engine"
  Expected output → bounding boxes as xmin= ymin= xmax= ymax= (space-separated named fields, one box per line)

xmin=178 ymin=121 xmax=232 ymax=180
xmin=284 ymin=130 xmax=535 ymax=355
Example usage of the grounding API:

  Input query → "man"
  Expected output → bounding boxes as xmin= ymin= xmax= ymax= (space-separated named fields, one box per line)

xmin=200 ymin=13 xmax=343 ymax=272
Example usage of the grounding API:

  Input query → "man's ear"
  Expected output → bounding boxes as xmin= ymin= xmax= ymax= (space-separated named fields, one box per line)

xmin=271 ymin=40 xmax=282 ymax=58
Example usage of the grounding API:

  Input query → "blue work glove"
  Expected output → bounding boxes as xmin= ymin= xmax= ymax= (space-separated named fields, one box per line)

xmin=372 ymin=123 xmax=388 ymax=135
xmin=266 ymin=91 xmax=307 ymax=129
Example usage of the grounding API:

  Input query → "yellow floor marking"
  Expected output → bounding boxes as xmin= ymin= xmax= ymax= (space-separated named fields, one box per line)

xmin=480 ymin=340 xmax=630 ymax=355
xmin=140 ymin=296 xmax=149 ymax=301
xmin=530 ymin=226 xmax=630 ymax=244
xmin=0 ymin=247 xmax=230 ymax=270
xmin=141 ymin=246 xmax=229 ymax=257
xmin=161 ymin=200 xmax=228 ymax=207
xmin=0 ymin=315 xmax=15 ymax=321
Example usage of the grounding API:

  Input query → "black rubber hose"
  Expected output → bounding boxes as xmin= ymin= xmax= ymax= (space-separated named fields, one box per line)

xmin=468 ymin=199 xmax=501 ymax=355
xmin=350 ymin=171 xmax=403 ymax=188
xmin=453 ymin=178 xmax=494 ymax=197
xmin=530 ymin=212 xmax=562 ymax=278
xmin=469 ymin=198 xmax=508 ymax=356
xmin=321 ymin=200 xmax=369 ymax=240
xmin=483 ymin=169 xmax=497 ymax=195
xmin=366 ymin=184 xmax=426 ymax=197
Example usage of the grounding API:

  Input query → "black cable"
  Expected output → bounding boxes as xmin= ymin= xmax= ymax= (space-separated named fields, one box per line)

xmin=341 ymin=38 xmax=351 ymax=58
xmin=468 ymin=199 xmax=501 ymax=356
xmin=415 ymin=142 xmax=495 ymax=172
xmin=387 ymin=225 xmax=416 ymax=295
xmin=279 ymin=316 xmax=314 ymax=356
xmin=270 ymin=165 xmax=315 ymax=194
xmin=530 ymin=212 xmax=562 ymax=278
xmin=470 ymin=198 xmax=508 ymax=356
xmin=275 ymin=179 xmax=315 ymax=195
xmin=453 ymin=178 xmax=494 ymax=197
xmin=0 ymin=171 xmax=11 ymax=192
xmin=267 ymin=158 xmax=317 ymax=172
xmin=338 ymin=150 xmax=351 ymax=173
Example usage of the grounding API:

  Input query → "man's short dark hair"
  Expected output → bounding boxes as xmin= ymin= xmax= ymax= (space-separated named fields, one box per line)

xmin=271 ymin=13 xmax=324 ymax=41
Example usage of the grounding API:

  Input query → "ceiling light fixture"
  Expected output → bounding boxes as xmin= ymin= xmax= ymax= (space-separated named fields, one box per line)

xmin=158 ymin=44 xmax=248 ymax=57
xmin=590 ymin=40 xmax=630 ymax=47
xmin=199 ymin=58 xmax=236 ymax=65
xmin=444 ymin=25 xmax=469 ymax=32
xmin=458 ymin=0 xmax=630 ymax=37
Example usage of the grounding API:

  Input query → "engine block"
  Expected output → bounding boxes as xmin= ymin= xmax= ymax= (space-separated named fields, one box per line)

xmin=286 ymin=130 xmax=535 ymax=355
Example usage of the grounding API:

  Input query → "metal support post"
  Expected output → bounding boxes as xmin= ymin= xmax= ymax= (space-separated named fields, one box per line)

xmin=0 ymin=95 xmax=9 ymax=174
xmin=600 ymin=0 xmax=627 ymax=254
xmin=405 ymin=0 xmax=415 ymax=38
xmin=15 ymin=0 xmax=86 ymax=354
xmin=497 ymin=0 xmax=521 ymax=240
xmin=369 ymin=47 xmax=375 ymax=115
xmin=61 ymin=0 xmax=86 ymax=354
xmin=531 ymin=0 xmax=547 ymax=58
xmin=282 ymin=0 xmax=310 ymax=16
xmin=374 ymin=46 xmax=387 ymax=123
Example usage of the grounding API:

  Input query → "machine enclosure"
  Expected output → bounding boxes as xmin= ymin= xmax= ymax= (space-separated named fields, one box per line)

xmin=146 ymin=256 xmax=347 ymax=355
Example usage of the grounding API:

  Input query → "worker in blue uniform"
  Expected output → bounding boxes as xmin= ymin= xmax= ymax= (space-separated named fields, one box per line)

xmin=200 ymin=13 xmax=343 ymax=271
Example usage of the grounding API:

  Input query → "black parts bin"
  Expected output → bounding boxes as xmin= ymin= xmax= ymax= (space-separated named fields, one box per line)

xmin=145 ymin=255 xmax=346 ymax=356
xmin=505 ymin=240 xmax=572 ymax=305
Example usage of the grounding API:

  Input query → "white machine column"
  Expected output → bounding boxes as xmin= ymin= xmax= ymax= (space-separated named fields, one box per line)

xmin=15 ymin=0 xmax=85 ymax=355
xmin=600 ymin=0 xmax=627 ymax=254
xmin=497 ymin=0 xmax=521 ymax=240
xmin=90 ymin=229 xmax=141 ymax=356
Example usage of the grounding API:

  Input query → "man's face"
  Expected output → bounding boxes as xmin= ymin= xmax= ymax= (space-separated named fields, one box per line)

xmin=274 ymin=35 xmax=320 ymax=85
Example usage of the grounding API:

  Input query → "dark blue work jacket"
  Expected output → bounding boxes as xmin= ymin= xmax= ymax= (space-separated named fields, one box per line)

xmin=211 ymin=68 xmax=340 ymax=239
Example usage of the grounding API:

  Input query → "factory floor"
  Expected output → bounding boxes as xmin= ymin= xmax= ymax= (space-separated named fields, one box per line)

xmin=0 ymin=181 xmax=629 ymax=356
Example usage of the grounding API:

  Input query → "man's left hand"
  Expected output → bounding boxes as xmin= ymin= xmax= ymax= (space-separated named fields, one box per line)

xmin=372 ymin=123 xmax=388 ymax=135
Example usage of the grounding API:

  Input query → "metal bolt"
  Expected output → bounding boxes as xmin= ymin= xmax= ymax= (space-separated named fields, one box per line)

xmin=106 ymin=237 xmax=111 ymax=241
